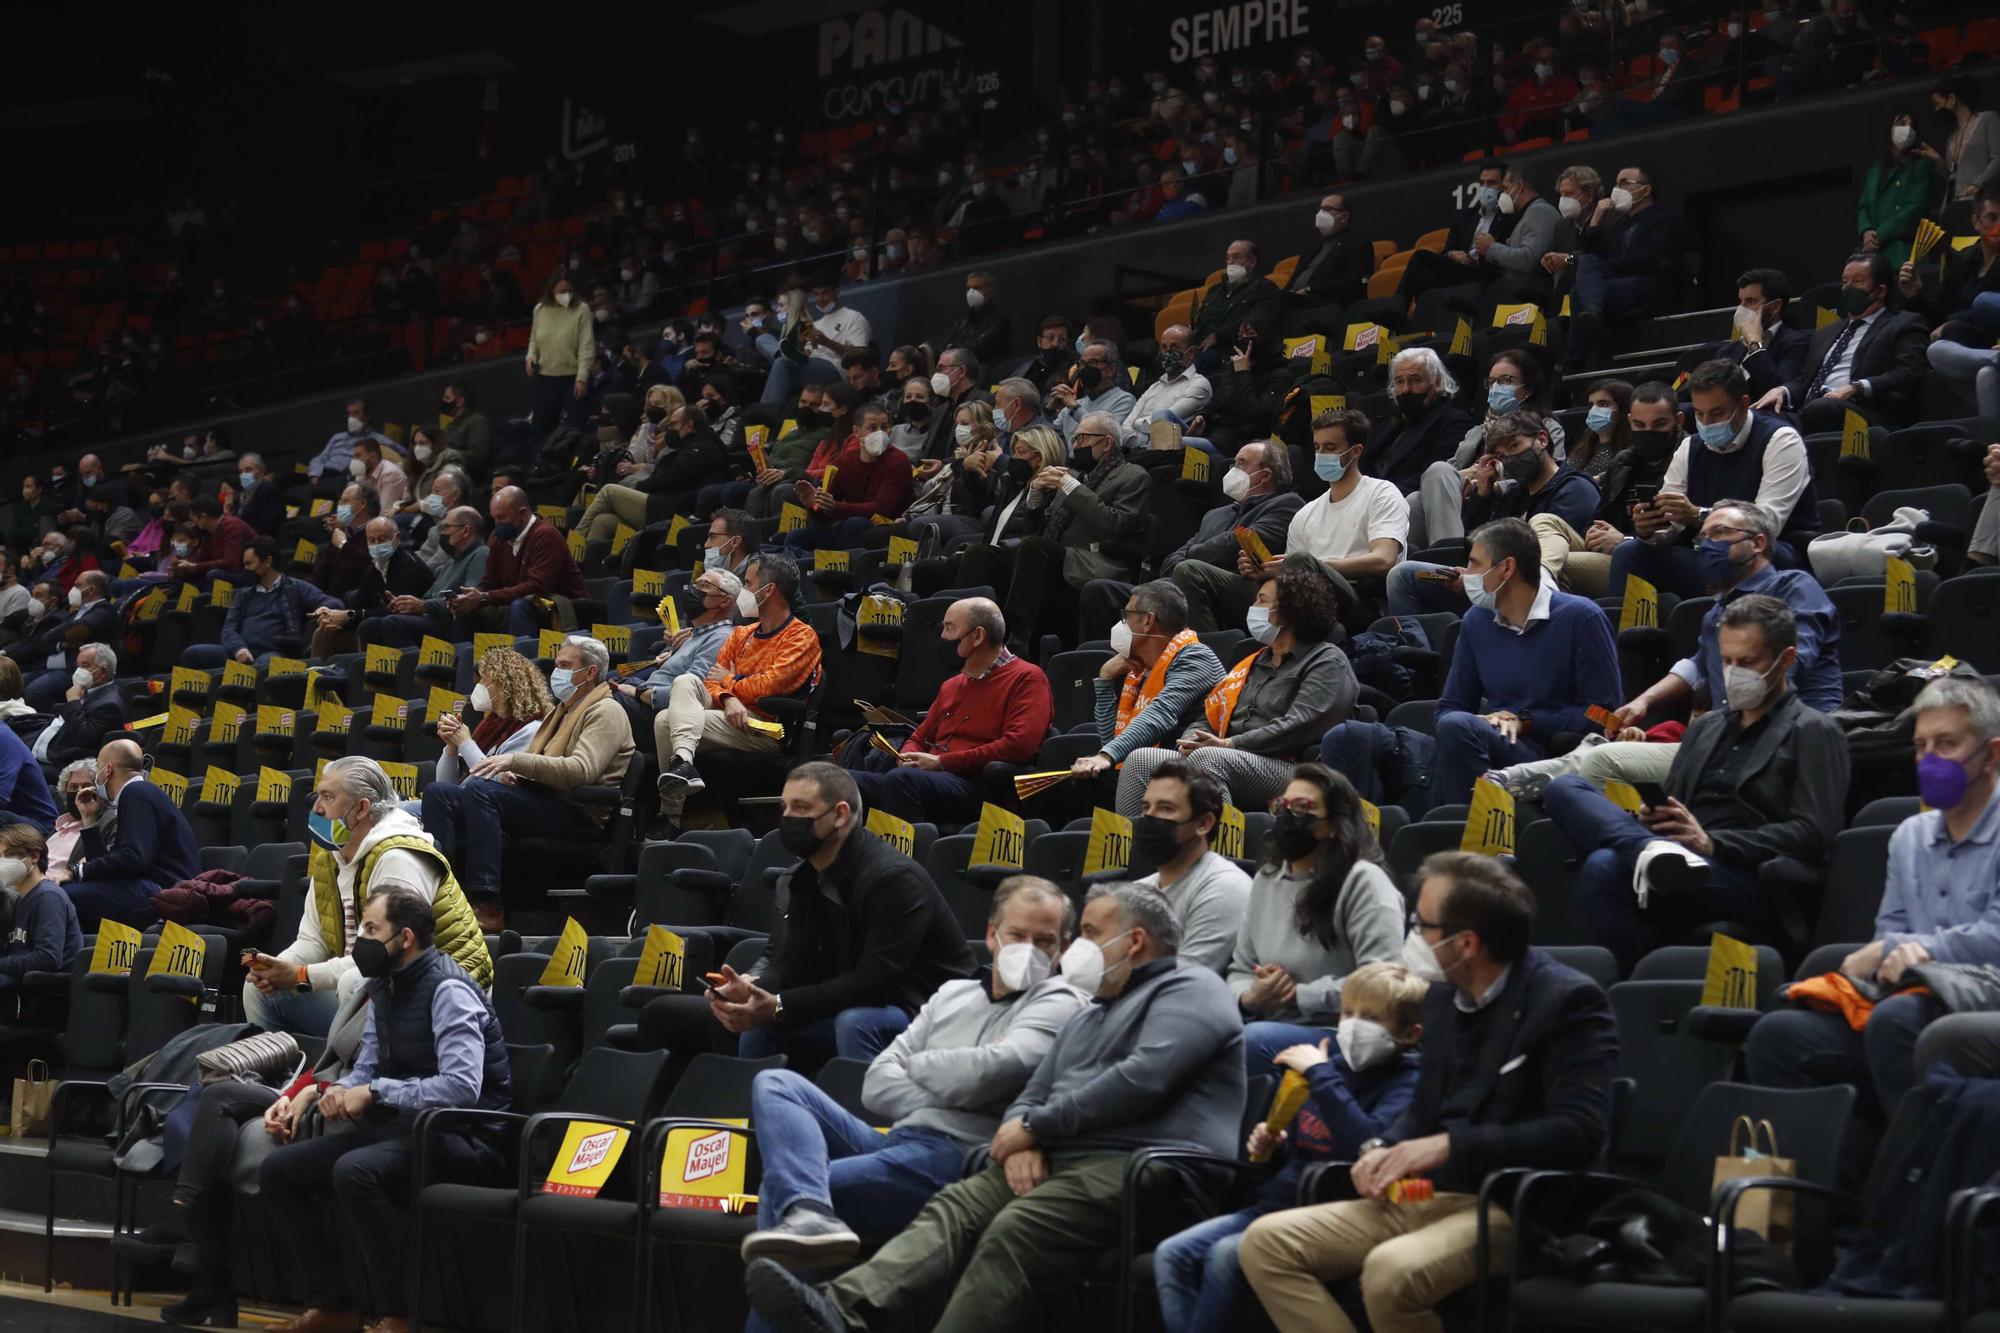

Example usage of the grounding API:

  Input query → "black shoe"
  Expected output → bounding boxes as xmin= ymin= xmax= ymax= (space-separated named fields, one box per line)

xmin=744 ymin=1257 xmax=848 ymax=1333
xmin=137 ymin=1202 xmax=196 ymax=1247
xmin=160 ymin=1287 xmax=236 ymax=1327
xmin=657 ymin=758 xmax=705 ymax=797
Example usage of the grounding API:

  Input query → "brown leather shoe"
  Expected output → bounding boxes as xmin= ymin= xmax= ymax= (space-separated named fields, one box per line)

xmin=269 ymin=1310 xmax=363 ymax=1333
xmin=363 ymin=1319 xmax=409 ymax=1333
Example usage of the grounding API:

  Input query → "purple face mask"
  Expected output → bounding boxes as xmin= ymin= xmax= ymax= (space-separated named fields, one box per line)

xmin=1916 ymin=751 xmax=1976 ymax=810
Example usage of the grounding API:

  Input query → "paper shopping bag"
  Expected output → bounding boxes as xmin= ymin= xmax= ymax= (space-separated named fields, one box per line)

xmin=1710 ymin=1115 xmax=1796 ymax=1249
xmin=11 ymin=1059 xmax=56 ymax=1138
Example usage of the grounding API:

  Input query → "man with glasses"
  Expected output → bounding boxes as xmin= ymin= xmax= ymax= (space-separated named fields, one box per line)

xmin=616 ymin=567 xmax=744 ymax=750
xmin=1072 ymin=581 xmax=1226 ymax=809
xmin=1238 ymin=852 xmax=1616 ymax=1333
xmin=1286 ymin=193 xmax=1372 ymax=306
xmin=1049 ymin=340 xmax=1137 ymax=442
xmin=357 ymin=507 xmax=489 ymax=649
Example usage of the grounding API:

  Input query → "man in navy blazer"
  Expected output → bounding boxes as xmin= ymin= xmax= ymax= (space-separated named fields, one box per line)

xmin=1238 ymin=852 xmax=1617 ymax=1333
xmin=1704 ymin=268 xmax=1814 ymax=401
xmin=64 ymin=739 xmax=200 ymax=930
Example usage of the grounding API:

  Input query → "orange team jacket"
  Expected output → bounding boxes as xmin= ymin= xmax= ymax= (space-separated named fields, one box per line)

xmin=705 ymin=615 xmax=822 ymax=718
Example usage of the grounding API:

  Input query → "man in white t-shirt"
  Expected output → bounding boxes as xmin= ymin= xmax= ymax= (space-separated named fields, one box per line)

xmin=761 ymin=280 xmax=876 ymax=406
xmin=1176 ymin=408 xmax=1408 ymax=634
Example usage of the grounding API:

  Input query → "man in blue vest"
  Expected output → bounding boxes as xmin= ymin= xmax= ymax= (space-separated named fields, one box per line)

xmin=259 ymin=887 xmax=512 ymax=1333
xmin=1607 ymin=359 xmax=1816 ymax=599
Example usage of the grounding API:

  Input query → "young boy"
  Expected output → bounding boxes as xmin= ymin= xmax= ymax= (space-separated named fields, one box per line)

xmin=1153 ymin=960 xmax=1426 ymax=1333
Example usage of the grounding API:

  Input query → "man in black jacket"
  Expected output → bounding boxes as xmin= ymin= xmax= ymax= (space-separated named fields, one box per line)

xmin=1564 ymin=165 xmax=1684 ymax=371
xmin=637 ymin=763 xmax=974 ymax=1074
xmin=12 ymin=571 xmax=117 ymax=712
xmin=1286 ymin=193 xmax=1373 ymax=307
xmin=1191 ymin=240 xmax=1283 ymax=368
xmin=1705 ymin=269 xmax=1814 ymax=401
xmin=306 ymin=516 xmax=432 ymax=656
xmin=1756 ymin=253 xmax=1929 ymax=432
xmin=1239 ymin=852 xmax=1616 ymax=1333
xmin=1899 ymin=187 xmax=2000 ymax=325
xmin=37 ymin=641 xmax=127 ymax=768
xmin=1373 ymin=348 xmax=1479 ymax=496
xmin=1542 ymin=595 xmax=1850 ymax=971
xmin=1398 ymin=160 xmax=1513 ymax=303
xmin=233 ymin=453 xmax=286 ymax=536
xmin=64 ymin=739 xmax=201 ymax=930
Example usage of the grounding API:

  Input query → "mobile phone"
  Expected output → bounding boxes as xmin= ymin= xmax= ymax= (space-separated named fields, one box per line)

xmin=1627 ymin=483 xmax=1661 ymax=506
xmin=1416 ymin=567 xmax=1462 ymax=584
xmin=1633 ymin=781 xmax=1670 ymax=809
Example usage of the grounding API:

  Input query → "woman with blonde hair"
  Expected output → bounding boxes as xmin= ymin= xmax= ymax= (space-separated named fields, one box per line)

xmin=432 ymin=647 xmax=554 ymax=787
xmin=628 ymin=383 xmax=687 ymax=471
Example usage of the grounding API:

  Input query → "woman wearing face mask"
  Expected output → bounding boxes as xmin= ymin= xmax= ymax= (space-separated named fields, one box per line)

xmin=782 ymin=406 xmax=917 ymax=551
xmin=887 ymin=376 xmax=936 ymax=465
xmin=1567 ymin=376 xmax=1632 ymax=479
xmin=625 ymin=384 xmax=685 ymax=474
xmin=908 ymin=427 xmax=1070 ymax=596
xmin=402 ymin=423 xmax=467 ymax=515
xmin=1114 ymin=560 xmax=1357 ymax=816
xmin=0 ymin=822 xmax=82 ymax=986
xmin=428 ymin=648 xmax=554 ymax=798
xmin=1227 ymin=763 xmax=1404 ymax=1067
xmin=526 ymin=273 xmax=596 ymax=440
xmin=1916 ymin=74 xmax=2000 ymax=210
xmin=743 ymin=385 xmax=854 ymax=521
xmin=1407 ymin=349 xmax=1567 ymax=551
xmin=579 ymin=404 xmax=730 ymax=544
xmin=1857 ymin=112 xmax=1938 ymax=266
xmin=43 ymin=759 xmax=100 ymax=884
xmin=885 ymin=400 xmax=1002 ymax=555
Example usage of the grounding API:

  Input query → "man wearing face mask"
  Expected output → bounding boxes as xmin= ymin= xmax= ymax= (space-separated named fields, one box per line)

xmin=923 ymin=347 xmax=994 ymax=455
xmin=1745 ymin=676 xmax=2000 ymax=1112
xmin=739 ymin=877 xmax=1083 ymax=1277
xmin=11 ymin=571 xmax=117 ymax=712
xmin=669 ymin=763 xmax=972 ymax=1077
xmin=449 ymin=485 xmax=587 ymax=639
xmin=408 ymin=467 xmax=470 ymax=572
xmin=762 ymin=280 xmax=874 ymax=407
xmin=300 ymin=398 xmax=391 ymax=495
xmin=746 ymin=882 xmax=1243 ymax=1333
xmin=1565 ymin=165 xmax=1684 ymax=371
xmin=1012 ymin=316 xmax=1079 ymax=395
xmin=1541 ymin=596 xmax=1847 ymax=972
xmin=655 ymin=556 xmax=821 ymax=832
xmin=1074 ymin=582 xmax=1226 ymax=803
xmin=781 ymin=408 xmax=917 ymax=551
xmin=1081 ymin=440 xmax=1302 ymax=642
xmin=308 ymin=482 xmax=381 ymax=605
xmin=1468 ymin=170 xmax=1562 ymax=287
xmin=177 ymin=497 xmax=257 ymax=585
xmin=259 ymin=888 xmax=511 ymax=1333
xmin=1238 ymin=853 xmax=1616 ymax=1333
xmin=349 ymin=438 xmax=408 ymax=511
xmin=0 ymin=823 xmax=81 ymax=986
xmin=1702 ymin=269 xmax=1813 ymax=401
xmin=845 ymin=599 xmax=1050 ymax=826
xmin=358 ymin=508 xmax=487 ymax=650
xmin=1286 ymin=194 xmax=1371 ymax=306
xmin=1048 ymin=340 xmax=1137 ymax=444
xmin=1756 ymin=253 xmax=1929 ymax=432
xmin=619 ymin=569 xmax=742 ymax=722
xmin=436 ymin=382 xmax=494 ymax=483
xmin=35 ymin=642 xmax=126 ymax=768
xmin=1537 ymin=164 xmax=1602 ymax=291
xmin=308 ymin=516 xmax=430 ymax=656
xmin=246 ymin=757 xmax=487 ymax=1038
xmin=233 ymin=453 xmax=285 ymax=537
xmin=1190 ymin=245 xmax=1277 ymax=370
xmin=938 ymin=272 xmax=1012 ymax=369
xmin=1125 ymin=324 xmax=1215 ymax=445
xmin=1373 ymin=349 xmax=1478 ymax=498
xmin=1397 ymin=160 xmax=1512 ymax=301
xmin=63 ymin=739 xmax=199 ymax=931
xmin=1122 ymin=761 xmax=1253 ymax=975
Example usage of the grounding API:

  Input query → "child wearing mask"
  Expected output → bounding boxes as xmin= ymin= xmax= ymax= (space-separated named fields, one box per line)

xmin=1152 ymin=960 xmax=1426 ymax=1333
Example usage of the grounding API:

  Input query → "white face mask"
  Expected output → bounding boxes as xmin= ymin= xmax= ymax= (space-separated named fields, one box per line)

xmin=1337 ymin=1017 xmax=1399 ymax=1070
xmin=72 ymin=666 xmax=94 ymax=690
xmin=556 ymin=291 xmax=573 ymax=307
xmin=995 ymin=941 xmax=1054 ymax=993
xmin=862 ymin=430 xmax=890 ymax=459
xmin=1224 ymin=263 xmax=1249 ymax=283
xmin=1058 ymin=933 xmax=1128 ymax=996
xmin=1314 ymin=208 xmax=1339 ymax=236
xmin=736 ymin=584 xmax=761 ymax=617
xmin=1610 ymin=186 xmax=1636 ymax=212
xmin=1221 ymin=466 xmax=1253 ymax=502
xmin=1401 ymin=927 xmax=1452 ymax=984
xmin=469 ymin=682 xmax=493 ymax=714
xmin=1722 ymin=660 xmax=1782 ymax=713
xmin=0 ymin=856 xmax=28 ymax=890
xmin=67 ymin=587 xmax=83 ymax=609
xmin=1891 ymin=124 xmax=1915 ymax=148
xmin=349 ymin=457 xmax=369 ymax=479
xmin=1496 ymin=191 xmax=1518 ymax=216
xmin=930 ymin=370 xmax=953 ymax=396
xmin=1558 ymin=194 xmax=1583 ymax=220
xmin=26 ymin=599 xmax=45 ymax=620
xmin=965 ymin=288 xmax=987 ymax=310
xmin=346 ymin=415 xmax=365 ymax=434
xmin=414 ymin=444 xmax=433 ymax=464
xmin=1108 ymin=619 xmax=1135 ymax=659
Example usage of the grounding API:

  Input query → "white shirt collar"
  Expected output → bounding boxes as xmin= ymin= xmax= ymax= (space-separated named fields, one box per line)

xmin=513 ymin=512 xmax=538 ymax=550
xmin=1454 ymin=963 xmax=1513 ymax=1012
xmin=1495 ymin=579 xmax=1555 ymax=634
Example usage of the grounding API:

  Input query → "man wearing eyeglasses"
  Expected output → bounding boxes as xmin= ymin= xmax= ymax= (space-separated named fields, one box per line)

xmin=356 ymin=507 xmax=490 ymax=650
xmin=1048 ymin=340 xmax=1137 ymax=442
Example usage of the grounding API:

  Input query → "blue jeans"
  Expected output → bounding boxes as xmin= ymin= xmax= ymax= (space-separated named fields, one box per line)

xmin=1385 ymin=562 xmax=1471 ymax=616
xmin=1541 ymin=774 xmax=1764 ymax=973
xmin=1745 ymin=993 xmax=1939 ymax=1115
xmin=183 ymin=646 xmax=278 ymax=670
xmin=761 ymin=355 xmax=843 ymax=406
xmin=1243 ymin=1021 xmax=1338 ymax=1075
xmin=359 ymin=612 xmax=450 ymax=649
xmin=1928 ymin=336 xmax=2000 ymax=434
xmin=1155 ymin=1207 xmax=1272 ymax=1333
xmin=748 ymin=1069 xmax=964 ymax=1236
xmin=1432 ymin=711 xmax=1542 ymax=810
xmin=738 ymin=1006 xmax=912 ymax=1073
xmin=241 ymin=983 xmax=342 ymax=1037
xmin=1571 ymin=256 xmax=1656 ymax=319
xmin=65 ymin=877 xmax=160 ymax=932
xmin=420 ymin=777 xmax=601 ymax=895
xmin=849 ymin=766 xmax=983 ymax=825
xmin=23 ymin=669 xmax=71 ymax=713
xmin=1606 ymin=535 xmax=1704 ymax=601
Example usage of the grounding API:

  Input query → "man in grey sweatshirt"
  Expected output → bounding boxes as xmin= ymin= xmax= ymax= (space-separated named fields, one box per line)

xmin=739 ymin=877 xmax=1086 ymax=1273
xmin=1129 ymin=759 xmax=1251 ymax=975
xmin=747 ymin=882 xmax=1247 ymax=1333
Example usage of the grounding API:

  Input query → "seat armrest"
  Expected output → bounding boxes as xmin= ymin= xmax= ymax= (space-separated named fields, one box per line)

xmin=521 ymin=985 xmax=588 ymax=1011
xmin=619 ymin=984 xmax=679 ymax=1009
xmin=83 ymin=972 xmax=128 ymax=995
xmin=570 ymin=784 xmax=619 ymax=809
xmin=666 ymin=868 xmax=736 ymax=897
xmin=1685 ymin=1005 xmax=1767 ymax=1044
xmin=21 ymin=970 xmax=70 ymax=993
xmin=583 ymin=874 xmax=637 ymax=901
xmin=144 ymin=974 xmax=206 ymax=998
xmin=233 ymin=877 xmax=281 ymax=901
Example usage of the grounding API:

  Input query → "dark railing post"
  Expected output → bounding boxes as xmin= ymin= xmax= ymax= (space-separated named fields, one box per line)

xmin=1736 ymin=0 xmax=1751 ymax=101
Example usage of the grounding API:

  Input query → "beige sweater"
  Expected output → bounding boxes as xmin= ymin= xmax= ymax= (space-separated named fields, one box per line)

xmin=527 ymin=301 xmax=597 ymax=382
xmin=509 ymin=682 xmax=633 ymax=805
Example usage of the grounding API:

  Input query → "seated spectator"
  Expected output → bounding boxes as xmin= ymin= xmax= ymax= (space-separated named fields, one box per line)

xmin=1238 ymin=853 xmax=1615 ymax=1333
xmin=177 ymin=497 xmax=257 ymax=584
xmin=1614 ymin=360 xmax=1815 ymax=599
xmin=654 ymin=555 xmax=820 ymax=832
xmin=1752 ymin=253 xmax=1929 ymax=432
xmin=695 ymin=508 xmax=757 ymax=581
xmin=1126 ymin=326 xmax=1214 ymax=441
xmin=259 ymin=888 xmax=511 ymax=1333
xmin=1012 ymin=316 xmax=1078 ymax=395
xmin=762 ymin=279 xmax=874 ymax=406
xmin=1899 ymin=185 xmax=2000 ymax=324
xmin=884 ymin=376 xmax=935 ymax=464
xmin=1407 ymin=349 xmax=1571 ymax=548
xmin=1542 ymin=595 xmax=1848 ymax=971
xmin=447 ymin=485 xmax=587 ymax=639
xmin=1231 ymin=765 xmax=1405 ymax=1069
xmin=846 ymin=598 xmax=1050 ymax=826
xmin=351 ymin=437 xmax=408 ymax=511
xmin=33 ymin=641 xmax=126 ymax=767
xmin=741 ymin=386 xmax=851 ymax=520
xmin=1534 ymin=379 xmax=1678 ymax=597
xmin=1324 ymin=518 xmax=1620 ymax=811
xmin=65 ymin=739 xmax=200 ymax=930
xmin=991 ymin=379 xmax=1054 ymax=451
xmin=78 ymin=485 xmax=141 ymax=550
xmin=307 ymin=482 xmax=382 ymax=604
xmin=300 ymin=397 xmax=393 ymax=492
xmin=937 ymin=270 xmax=1013 ymax=369
xmin=14 ymin=571 xmax=116 ymax=712
xmin=430 ymin=647 xmax=551 ymax=799
xmin=1564 ymin=165 xmax=1685 ymax=372
xmin=1121 ymin=759 xmax=1253 ymax=975
xmin=745 ymin=883 xmax=1244 ymax=1332
xmin=1498 ymin=51 xmax=1578 ymax=143
xmin=439 ymin=380 xmax=496 ymax=481
xmin=1747 ymin=677 xmax=2000 ymax=1113
xmin=952 ymin=424 xmax=1146 ymax=652
xmin=883 ymin=401 xmax=997 ymax=544
xmin=648 ymin=762 xmax=975 ymax=1073
xmin=0 ymin=823 xmax=82 ymax=985
xmin=186 ymin=537 xmax=342 ymax=669
xmin=45 ymin=759 xmax=98 ymax=881
xmin=1048 ymin=340 xmax=1137 ymax=443
xmin=422 ymin=635 xmax=632 ymax=928
xmin=579 ymin=404 xmax=732 ymax=542
xmin=1795 ymin=0 xmax=1880 ymax=92
xmin=1373 ymin=349 xmax=1479 ymax=497
xmin=0 ymin=714 xmax=56 ymax=835
xmin=1397 ymin=160 xmax=1509 ymax=301
xmin=246 ymin=756 xmax=489 ymax=1037
xmin=918 ymin=346 xmax=995 ymax=457
xmin=307 ymin=516 xmax=431 ymax=657
xmin=0 ymin=554 xmax=33 ymax=645
xmin=780 ymin=418 xmax=917 ymax=550
xmin=5 ymin=474 xmax=59 ymax=553
xmin=1930 ymin=294 xmax=2000 ymax=436
xmin=1201 ymin=314 xmax=1299 ymax=450
xmin=1071 ymin=581 xmax=1226 ymax=788
xmin=1157 ymin=961 xmax=1425 ymax=1333
xmin=408 ymin=465 xmax=472 ymax=570
xmin=1392 ymin=412 xmax=1601 ymax=614
xmin=1117 ymin=560 xmax=1359 ymax=816
xmin=355 ymin=508 xmax=487 ymax=650
xmin=739 ymin=876 xmax=1084 ymax=1267
xmin=1706 ymin=269 xmax=1815 ymax=400
xmin=233 ymin=453 xmax=285 ymax=536
xmin=1285 ymin=193 xmax=1372 ymax=307
xmin=904 ymin=409 xmax=1058 ymax=569
xmin=1081 ymin=438 xmax=1301 ymax=642
xmin=612 ymin=568 xmax=741 ymax=720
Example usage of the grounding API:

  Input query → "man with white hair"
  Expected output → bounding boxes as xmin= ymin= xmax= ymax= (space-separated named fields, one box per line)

xmin=616 ymin=566 xmax=742 ymax=723
xmin=411 ymin=465 xmax=472 ymax=572
xmin=234 ymin=451 xmax=285 ymax=535
xmin=244 ymin=756 xmax=491 ymax=1035
xmin=36 ymin=641 xmax=127 ymax=767
xmin=1373 ymin=348 xmax=1478 ymax=496
xmin=421 ymin=634 xmax=632 ymax=927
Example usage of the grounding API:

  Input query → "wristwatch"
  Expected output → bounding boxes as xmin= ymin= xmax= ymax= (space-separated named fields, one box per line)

xmin=295 ymin=965 xmax=312 ymax=994
xmin=772 ymin=992 xmax=785 ymax=1020
xmin=1358 ymin=1137 xmax=1389 ymax=1155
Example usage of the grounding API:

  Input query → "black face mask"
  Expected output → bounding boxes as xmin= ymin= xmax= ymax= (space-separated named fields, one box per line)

xmin=440 ymin=396 xmax=457 ymax=415
xmin=1630 ymin=429 xmax=1676 ymax=459
xmin=1077 ymin=363 xmax=1107 ymax=393
xmin=351 ymin=935 xmax=399 ymax=978
xmin=1837 ymin=286 xmax=1874 ymax=318
xmin=1395 ymin=391 xmax=1432 ymax=420
xmin=646 ymin=406 xmax=668 ymax=425
xmin=1270 ymin=809 xmax=1323 ymax=861
xmin=1501 ymin=450 xmax=1543 ymax=487
xmin=940 ymin=631 xmax=972 ymax=672
xmin=903 ymin=400 xmax=931 ymax=424
xmin=1133 ymin=814 xmax=1192 ymax=864
xmin=778 ymin=812 xmax=833 ymax=859
xmin=1005 ymin=456 xmax=1034 ymax=486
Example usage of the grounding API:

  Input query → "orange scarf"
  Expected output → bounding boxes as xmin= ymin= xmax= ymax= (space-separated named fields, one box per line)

xmin=1116 ymin=629 xmax=1200 ymax=734
xmin=1205 ymin=650 xmax=1261 ymax=735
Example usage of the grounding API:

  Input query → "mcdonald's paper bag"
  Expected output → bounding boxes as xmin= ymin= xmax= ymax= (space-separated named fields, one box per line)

xmin=1711 ymin=1115 xmax=1796 ymax=1248
xmin=11 ymin=1059 xmax=55 ymax=1138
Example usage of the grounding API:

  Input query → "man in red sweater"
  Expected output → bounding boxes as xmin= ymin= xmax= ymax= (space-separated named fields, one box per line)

xmin=177 ymin=498 xmax=257 ymax=585
xmin=781 ymin=405 xmax=915 ymax=552
xmin=448 ymin=485 xmax=587 ymax=637
xmin=845 ymin=598 xmax=1052 ymax=824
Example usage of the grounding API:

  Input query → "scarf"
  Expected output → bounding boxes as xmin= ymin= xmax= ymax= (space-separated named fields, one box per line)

xmin=1205 ymin=650 xmax=1261 ymax=735
xmin=1116 ymin=629 xmax=1199 ymax=734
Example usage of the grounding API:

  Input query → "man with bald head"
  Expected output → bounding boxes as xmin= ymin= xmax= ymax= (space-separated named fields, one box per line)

xmin=844 ymin=598 xmax=1053 ymax=825
xmin=449 ymin=485 xmax=586 ymax=638
xmin=359 ymin=506 xmax=490 ymax=649
xmin=308 ymin=515 xmax=431 ymax=655
xmin=64 ymin=738 xmax=199 ymax=930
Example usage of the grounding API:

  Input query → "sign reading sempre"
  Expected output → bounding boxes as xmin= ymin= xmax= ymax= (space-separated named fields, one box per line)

xmin=1167 ymin=0 xmax=1316 ymax=62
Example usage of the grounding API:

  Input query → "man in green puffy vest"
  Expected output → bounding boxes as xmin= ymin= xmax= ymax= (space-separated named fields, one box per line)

xmin=242 ymin=755 xmax=491 ymax=1035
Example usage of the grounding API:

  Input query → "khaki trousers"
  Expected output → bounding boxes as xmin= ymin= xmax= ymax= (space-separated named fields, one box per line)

xmin=654 ymin=674 xmax=779 ymax=811
xmin=578 ymin=483 xmax=650 ymax=544
xmin=1529 ymin=514 xmax=1613 ymax=597
xmin=1238 ymin=1192 xmax=1511 ymax=1333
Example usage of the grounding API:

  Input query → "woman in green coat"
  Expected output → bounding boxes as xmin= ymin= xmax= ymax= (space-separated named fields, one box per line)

xmin=1857 ymin=111 xmax=1938 ymax=268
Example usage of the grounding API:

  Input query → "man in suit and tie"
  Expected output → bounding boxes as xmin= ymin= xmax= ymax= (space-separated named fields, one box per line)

xmin=1754 ymin=253 xmax=1929 ymax=432
xmin=1705 ymin=269 xmax=1814 ymax=400
xmin=1235 ymin=852 xmax=1617 ymax=1333
xmin=1397 ymin=160 xmax=1514 ymax=303
xmin=1286 ymin=193 xmax=1374 ymax=308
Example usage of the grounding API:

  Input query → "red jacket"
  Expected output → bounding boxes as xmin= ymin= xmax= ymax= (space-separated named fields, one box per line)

xmin=190 ymin=515 xmax=256 ymax=578
xmin=479 ymin=514 xmax=586 ymax=605
xmin=904 ymin=654 xmax=1053 ymax=776
xmin=826 ymin=442 xmax=915 ymax=521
